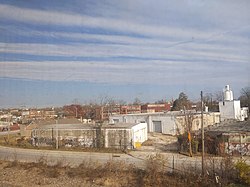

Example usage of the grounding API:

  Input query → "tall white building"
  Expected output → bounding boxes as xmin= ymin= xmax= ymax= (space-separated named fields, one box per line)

xmin=219 ymin=85 xmax=248 ymax=121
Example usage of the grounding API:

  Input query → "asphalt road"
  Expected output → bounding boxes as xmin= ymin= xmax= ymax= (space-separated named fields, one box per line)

xmin=0 ymin=145 xmax=145 ymax=168
xmin=0 ymin=145 xmax=249 ymax=174
xmin=0 ymin=145 xmax=201 ymax=172
xmin=0 ymin=130 xmax=20 ymax=136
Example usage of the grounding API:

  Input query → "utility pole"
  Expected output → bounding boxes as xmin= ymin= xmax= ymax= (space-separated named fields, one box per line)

xmin=56 ymin=120 xmax=59 ymax=149
xmin=8 ymin=121 xmax=10 ymax=144
xmin=184 ymin=106 xmax=192 ymax=157
xmin=201 ymin=91 xmax=205 ymax=176
xmin=7 ymin=114 xmax=11 ymax=144
xmin=75 ymin=106 xmax=78 ymax=118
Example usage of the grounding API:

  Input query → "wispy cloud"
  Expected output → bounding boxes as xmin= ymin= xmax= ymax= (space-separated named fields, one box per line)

xmin=0 ymin=59 xmax=246 ymax=86
xmin=0 ymin=3 xmax=224 ymax=40
xmin=0 ymin=0 xmax=249 ymax=105
xmin=0 ymin=40 xmax=248 ymax=64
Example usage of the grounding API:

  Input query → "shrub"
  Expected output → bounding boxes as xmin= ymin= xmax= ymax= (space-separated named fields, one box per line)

xmin=142 ymin=153 xmax=168 ymax=186
xmin=235 ymin=159 xmax=250 ymax=185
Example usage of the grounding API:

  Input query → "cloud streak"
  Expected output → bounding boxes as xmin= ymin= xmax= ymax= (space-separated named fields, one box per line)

xmin=0 ymin=59 xmax=246 ymax=86
xmin=0 ymin=0 xmax=249 ymax=106
xmin=0 ymin=3 xmax=227 ymax=40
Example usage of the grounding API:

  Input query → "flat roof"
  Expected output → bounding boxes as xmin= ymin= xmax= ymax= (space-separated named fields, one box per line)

xmin=205 ymin=120 xmax=250 ymax=135
xmin=37 ymin=123 xmax=94 ymax=130
xmin=35 ymin=122 xmax=142 ymax=130
xmin=111 ymin=111 xmax=219 ymax=117
xmin=102 ymin=122 xmax=140 ymax=129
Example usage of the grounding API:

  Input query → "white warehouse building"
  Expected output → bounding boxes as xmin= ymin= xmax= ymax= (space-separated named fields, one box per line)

xmin=110 ymin=111 xmax=220 ymax=135
xmin=111 ymin=112 xmax=177 ymax=135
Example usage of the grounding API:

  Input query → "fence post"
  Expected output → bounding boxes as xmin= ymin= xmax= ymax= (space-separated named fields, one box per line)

xmin=172 ymin=155 xmax=175 ymax=173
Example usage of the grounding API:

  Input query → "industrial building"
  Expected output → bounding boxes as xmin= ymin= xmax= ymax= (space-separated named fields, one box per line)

xmin=31 ymin=122 xmax=147 ymax=149
xmin=109 ymin=111 xmax=220 ymax=135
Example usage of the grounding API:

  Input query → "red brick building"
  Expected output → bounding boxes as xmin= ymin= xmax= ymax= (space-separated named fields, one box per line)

xmin=141 ymin=103 xmax=171 ymax=113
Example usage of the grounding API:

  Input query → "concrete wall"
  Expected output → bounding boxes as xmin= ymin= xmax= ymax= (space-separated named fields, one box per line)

xmin=219 ymin=100 xmax=241 ymax=121
xmin=175 ymin=112 xmax=220 ymax=133
xmin=240 ymin=107 xmax=249 ymax=121
xmin=31 ymin=123 xmax=147 ymax=149
xmin=131 ymin=122 xmax=147 ymax=145
xmin=224 ymin=133 xmax=250 ymax=156
xmin=32 ymin=128 xmax=97 ymax=147
xmin=104 ymin=129 xmax=133 ymax=149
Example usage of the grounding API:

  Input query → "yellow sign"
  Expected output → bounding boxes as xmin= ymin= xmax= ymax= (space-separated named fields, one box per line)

xmin=188 ymin=132 xmax=191 ymax=141
xmin=135 ymin=142 xmax=141 ymax=148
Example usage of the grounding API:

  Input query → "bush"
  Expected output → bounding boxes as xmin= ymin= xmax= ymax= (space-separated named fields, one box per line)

xmin=235 ymin=159 xmax=250 ymax=185
xmin=142 ymin=153 xmax=168 ymax=186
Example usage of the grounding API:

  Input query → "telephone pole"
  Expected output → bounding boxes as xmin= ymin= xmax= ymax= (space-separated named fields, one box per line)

xmin=201 ymin=91 xmax=205 ymax=176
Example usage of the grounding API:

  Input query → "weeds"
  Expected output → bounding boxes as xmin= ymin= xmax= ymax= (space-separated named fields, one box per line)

xmin=235 ymin=159 xmax=250 ymax=185
xmin=141 ymin=153 xmax=168 ymax=186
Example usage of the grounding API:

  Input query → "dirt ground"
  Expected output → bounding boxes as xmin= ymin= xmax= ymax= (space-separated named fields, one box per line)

xmin=140 ymin=133 xmax=178 ymax=152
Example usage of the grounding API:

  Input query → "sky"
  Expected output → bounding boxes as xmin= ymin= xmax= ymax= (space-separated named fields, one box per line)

xmin=0 ymin=0 xmax=249 ymax=108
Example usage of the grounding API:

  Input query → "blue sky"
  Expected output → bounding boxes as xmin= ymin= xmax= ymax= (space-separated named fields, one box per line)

xmin=0 ymin=0 xmax=249 ymax=108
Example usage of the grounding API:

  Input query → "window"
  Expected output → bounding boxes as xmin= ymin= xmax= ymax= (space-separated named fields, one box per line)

xmin=113 ymin=119 xmax=119 ymax=123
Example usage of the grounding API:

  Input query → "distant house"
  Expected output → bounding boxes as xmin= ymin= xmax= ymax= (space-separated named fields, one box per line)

xmin=120 ymin=105 xmax=141 ymax=114
xmin=96 ymin=105 xmax=141 ymax=121
xmin=141 ymin=103 xmax=171 ymax=113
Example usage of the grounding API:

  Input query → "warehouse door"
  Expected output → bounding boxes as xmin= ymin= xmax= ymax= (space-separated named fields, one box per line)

xmin=153 ymin=121 xmax=162 ymax=133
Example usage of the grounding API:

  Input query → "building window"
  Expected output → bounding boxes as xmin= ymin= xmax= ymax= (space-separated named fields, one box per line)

xmin=113 ymin=119 xmax=119 ymax=123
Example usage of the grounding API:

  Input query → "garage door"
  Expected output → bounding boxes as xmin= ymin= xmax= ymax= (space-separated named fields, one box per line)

xmin=153 ymin=121 xmax=162 ymax=133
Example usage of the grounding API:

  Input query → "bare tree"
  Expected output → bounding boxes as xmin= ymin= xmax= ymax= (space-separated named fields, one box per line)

xmin=97 ymin=95 xmax=119 ymax=122
xmin=239 ymin=87 xmax=250 ymax=112
xmin=184 ymin=109 xmax=194 ymax=157
xmin=203 ymin=93 xmax=219 ymax=112
xmin=133 ymin=97 xmax=142 ymax=105
xmin=214 ymin=91 xmax=224 ymax=102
